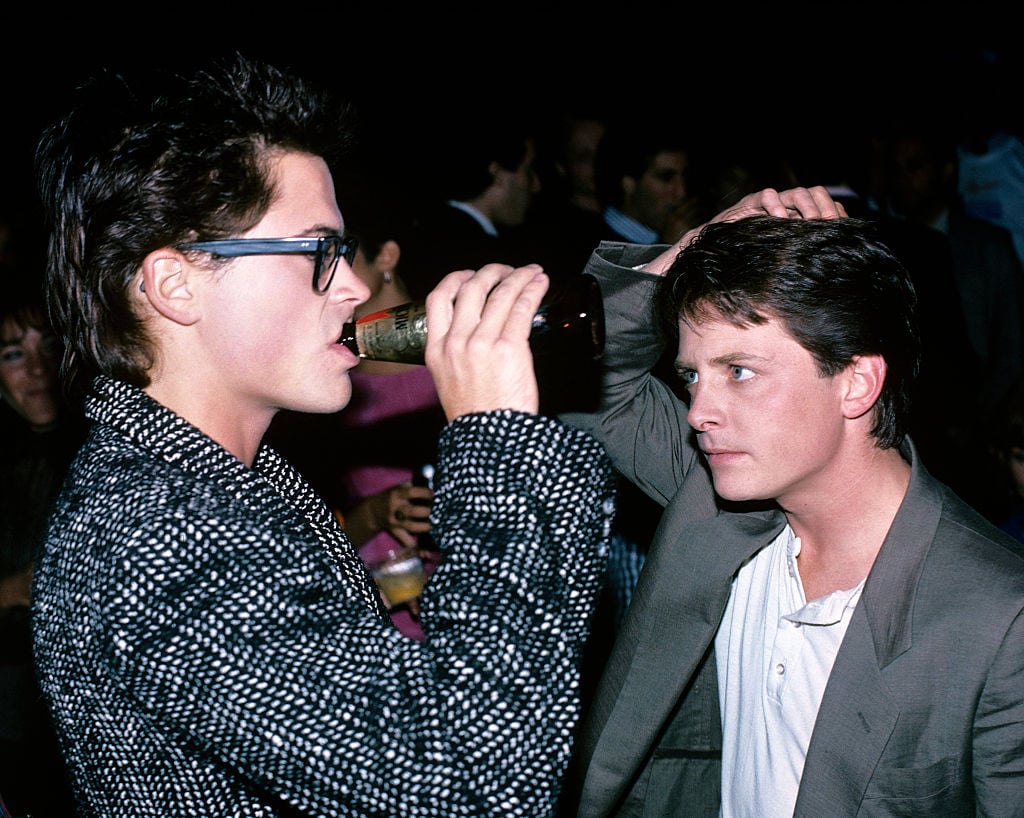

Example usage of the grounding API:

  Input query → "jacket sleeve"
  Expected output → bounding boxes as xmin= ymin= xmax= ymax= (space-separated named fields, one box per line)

xmin=560 ymin=241 xmax=701 ymax=508
xmin=973 ymin=602 xmax=1024 ymax=813
xmin=97 ymin=411 xmax=615 ymax=817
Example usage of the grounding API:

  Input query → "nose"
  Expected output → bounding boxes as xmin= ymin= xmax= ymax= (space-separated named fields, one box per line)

xmin=686 ymin=384 xmax=718 ymax=433
xmin=331 ymin=259 xmax=372 ymax=305
xmin=671 ymin=175 xmax=687 ymax=201
xmin=25 ymin=345 xmax=53 ymax=377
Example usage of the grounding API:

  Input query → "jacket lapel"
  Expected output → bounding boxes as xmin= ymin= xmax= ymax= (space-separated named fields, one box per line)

xmin=796 ymin=439 xmax=943 ymax=812
xmin=793 ymin=607 xmax=899 ymax=816
xmin=582 ymin=469 xmax=786 ymax=813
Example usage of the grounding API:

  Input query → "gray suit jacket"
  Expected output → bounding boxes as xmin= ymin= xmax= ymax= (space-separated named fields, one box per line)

xmin=562 ymin=243 xmax=1024 ymax=817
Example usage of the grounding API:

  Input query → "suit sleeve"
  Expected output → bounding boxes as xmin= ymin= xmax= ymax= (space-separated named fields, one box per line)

xmin=973 ymin=602 xmax=1024 ymax=813
xmin=560 ymin=241 xmax=701 ymax=508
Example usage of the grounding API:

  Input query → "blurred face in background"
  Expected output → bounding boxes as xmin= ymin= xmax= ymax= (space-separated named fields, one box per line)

xmin=560 ymin=117 xmax=605 ymax=212
xmin=623 ymin=148 xmax=689 ymax=235
xmin=0 ymin=311 xmax=62 ymax=431
xmin=493 ymin=138 xmax=542 ymax=227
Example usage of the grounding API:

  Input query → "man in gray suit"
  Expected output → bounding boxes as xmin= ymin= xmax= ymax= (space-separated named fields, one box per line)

xmin=561 ymin=191 xmax=1024 ymax=816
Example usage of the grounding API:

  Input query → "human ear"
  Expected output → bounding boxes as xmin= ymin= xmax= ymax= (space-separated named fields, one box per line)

xmin=139 ymin=250 xmax=199 ymax=326
xmin=488 ymin=160 xmax=504 ymax=184
xmin=372 ymin=240 xmax=401 ymax=274
xmin=621 ymin=176 xmax=637 ymax=202
xmin=842 ymin=354 xmax=886 ymax=420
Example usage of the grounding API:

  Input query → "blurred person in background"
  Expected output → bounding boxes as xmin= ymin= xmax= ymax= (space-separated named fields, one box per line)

xmin=401 ymin=102 xmax=544 ymax=298
xmin=0 ymin=268 xmax=79 ymax=817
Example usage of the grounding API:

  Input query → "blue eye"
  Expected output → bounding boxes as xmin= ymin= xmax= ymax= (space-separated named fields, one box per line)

xmin=678 ymin=369 xmax=698 ymax=387
xmin=731 ymin=366 xmax=755 ymax=381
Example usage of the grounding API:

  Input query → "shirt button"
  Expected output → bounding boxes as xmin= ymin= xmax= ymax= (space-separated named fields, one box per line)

xmin=775 ymin=663 xmax=785 ymax=675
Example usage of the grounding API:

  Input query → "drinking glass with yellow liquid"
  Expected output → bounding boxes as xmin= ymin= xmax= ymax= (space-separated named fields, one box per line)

xmin=368 ymin=547 xmax=427 ymax=607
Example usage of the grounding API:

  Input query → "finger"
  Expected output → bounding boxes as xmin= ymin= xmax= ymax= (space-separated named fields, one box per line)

xmin=443 ymin=263 xmax=521 ymax=351
xmin=778 ymin=185 xmax=845 ymax=219
xmin=460 ymin=265 xmax=548 ymax=351
xmin=710 ymin=187 xmax=788 ymax=223
xmin=805 ymin=185 xmax=844 ymax=217
xmin=406 ymin=485 xmax=433 ymax=505
xmin=751 ymin=187 xmax=789 ymax=217
xmin=400 ymin=503 xmax=430 ymax=524
xmin=389 ymin=527 xmax=417 ymax=549
xmin=425 ymin=265 xmax=509 ymax=347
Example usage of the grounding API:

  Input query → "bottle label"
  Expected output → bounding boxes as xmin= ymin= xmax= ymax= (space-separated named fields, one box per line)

xmin=355 ymin=302 xmax=428 ymax=364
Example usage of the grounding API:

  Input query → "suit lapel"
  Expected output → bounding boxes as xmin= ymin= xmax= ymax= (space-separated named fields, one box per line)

xmin=582 ymin=476 xmax=785 ymax=813
xmin=796 ymin=440 xmax=943 ymax=812
xmin=793 ymin=608 xmax=899 ymax=816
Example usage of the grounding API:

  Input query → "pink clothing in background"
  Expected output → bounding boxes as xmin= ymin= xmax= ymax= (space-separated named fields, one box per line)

xmin=339 ymin=365 xmax=443 ymax=640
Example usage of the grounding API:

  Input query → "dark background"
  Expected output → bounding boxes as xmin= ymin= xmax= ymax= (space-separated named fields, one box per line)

xmin=2 ymin=10 xmax=1020 ymax=217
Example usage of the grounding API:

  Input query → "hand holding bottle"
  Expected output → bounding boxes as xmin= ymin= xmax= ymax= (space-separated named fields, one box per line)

xmin=424 ymin=264 xmax=549 ymax=421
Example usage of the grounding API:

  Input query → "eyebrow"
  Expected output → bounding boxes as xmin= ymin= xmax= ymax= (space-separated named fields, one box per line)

xmin=675 ymin=352 xmax=772 ymax=372
xmin=0 ymin=329 xmax=28 ymax=345
xmin=293 ymin=224 xmax=345 ymax=238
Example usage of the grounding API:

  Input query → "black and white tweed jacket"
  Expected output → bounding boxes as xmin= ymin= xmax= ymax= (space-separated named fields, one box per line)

xmin=31 ymin=376 xmax=615 ymax=817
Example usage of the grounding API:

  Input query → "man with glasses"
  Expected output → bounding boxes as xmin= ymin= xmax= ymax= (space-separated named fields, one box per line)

xmin=29 ymin=53 xmax=620 ymax=817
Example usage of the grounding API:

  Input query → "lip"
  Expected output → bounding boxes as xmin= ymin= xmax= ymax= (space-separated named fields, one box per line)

xmin=333 ymin=341 xmax=360 ymax=366
xmin=700 ymin=445 xmax=745 ymax=465
xmin=21 ymin=388 xmax=59 ymax=405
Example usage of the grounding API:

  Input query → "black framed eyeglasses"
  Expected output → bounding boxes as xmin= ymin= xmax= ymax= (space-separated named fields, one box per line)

xmin=175 ymin=236 xmax=359 ymax=293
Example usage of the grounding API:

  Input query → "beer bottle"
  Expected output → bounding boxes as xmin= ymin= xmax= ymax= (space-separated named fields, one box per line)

xmin=340 ymin=274 xmax=605 ymax=366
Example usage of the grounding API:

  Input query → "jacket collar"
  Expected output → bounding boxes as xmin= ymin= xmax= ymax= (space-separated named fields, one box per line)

xmin=86 ymin=376 xmax=384 ymax=614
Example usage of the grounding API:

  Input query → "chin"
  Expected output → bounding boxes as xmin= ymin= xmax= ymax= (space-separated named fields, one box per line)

xmin=711 ymin=479 xmax=763 ymax=504
xmin=288 ymin=382 xmax=352 ymax=415
xmin=314 ymin=394 xmax=352 ymax=415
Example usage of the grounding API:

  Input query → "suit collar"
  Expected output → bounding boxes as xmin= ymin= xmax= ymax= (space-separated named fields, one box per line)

xmin=859 ymin=437 xmax=943 ymax=667
xmin=87 ymin=375 xmax=383 ymax=614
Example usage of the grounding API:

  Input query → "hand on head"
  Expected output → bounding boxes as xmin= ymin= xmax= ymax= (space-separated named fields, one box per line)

xmin=709 ymin=185 xmax=849 ymax=224
xmin=425 ymin=263 xmax=548 ymax=420
xmin=644 ymin=186 xmax=849 ymax=276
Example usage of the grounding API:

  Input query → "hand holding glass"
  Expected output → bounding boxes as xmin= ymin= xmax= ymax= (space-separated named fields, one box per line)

xmin=368 ymin=547 xmax=427 ymax=607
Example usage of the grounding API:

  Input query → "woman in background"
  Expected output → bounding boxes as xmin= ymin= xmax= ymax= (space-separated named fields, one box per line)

xmin=0 ymin=270 xmax=79 ymax=817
